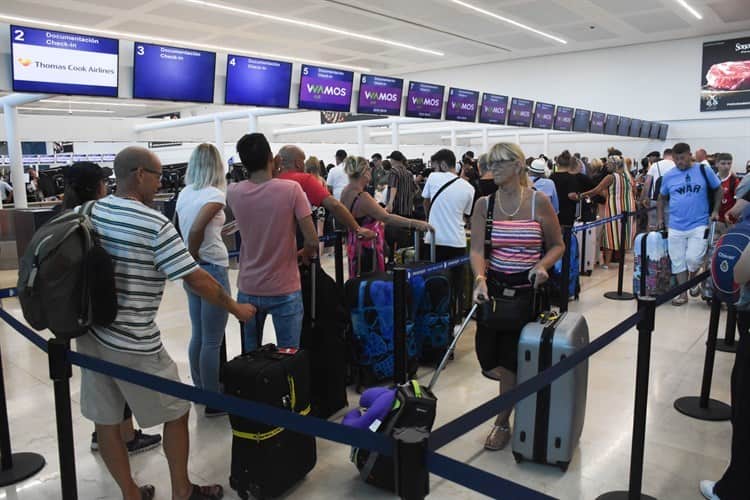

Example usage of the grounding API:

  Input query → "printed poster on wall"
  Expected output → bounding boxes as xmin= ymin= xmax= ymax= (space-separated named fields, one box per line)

xmin=701 ymin=36 xmax=750 ymax=112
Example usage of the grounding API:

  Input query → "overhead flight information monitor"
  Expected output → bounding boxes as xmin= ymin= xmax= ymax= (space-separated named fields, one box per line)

xmin=649 ymin=122 xmax=661 ymax=139
xmin=532 ymin=102 xmax=555 ymax=129
xmin=659 ymin=123 xmax=669 ymax=140
xmin=405 ymin=81 xmax=445 ymax=119
xmin=298 ymin=64 xmax=354 ymax=112
xmin=225 ymin=55 xmax=292 ymax=107
xmin=553 ymin=106 xmax=574 ymax=131
xmin=590 ymin=112 xmax=606 ymax=134
xmin=478 ymin=93 xmax=508 ymax=124
xmin=618 ymin=117 xmax=632 ymax=136
xmin=11 ymin=25 xmax=119 ymax=97
xmin=573 ymin=109 xmax=591 ymax=133
xmin=508 ymin=97 xmax=534 ymax=127
xmin=604 ymin=115 xmax=619 ymax=135
xmin=445 ymin=87 xmax=479 ymax=122
xmin=134 ymin=42 xmax=215 ymax=102
xmin=639 ymin=122 xmax=652 ymax=138
xmin=629 ymin=119 xmax=643 ymax=137
xmin=357 ymin=74 xmax=403 ymax=115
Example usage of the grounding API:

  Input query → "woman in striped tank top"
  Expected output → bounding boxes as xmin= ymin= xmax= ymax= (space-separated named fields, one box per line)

xmin=470 ymin=143 xmax=565 ymax=451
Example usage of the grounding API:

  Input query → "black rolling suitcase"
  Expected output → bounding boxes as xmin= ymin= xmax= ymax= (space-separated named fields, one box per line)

xmin=224 ymin=345 xmax=316 ymax=499
xmin=300 ymin=258 xmax=349 ymax=418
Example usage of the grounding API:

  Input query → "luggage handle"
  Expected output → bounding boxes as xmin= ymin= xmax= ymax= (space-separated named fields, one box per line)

xmin=356 ymin=237 xmax=377 ymax=277
xmin=413 ymin=228 xmax=437 ymax=263
xmin=427 ymin=303 xmax=477 ymax=391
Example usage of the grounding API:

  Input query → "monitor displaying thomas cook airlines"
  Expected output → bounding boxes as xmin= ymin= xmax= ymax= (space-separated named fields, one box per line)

xmin=11 ymin=25 xmax=119 ymax=97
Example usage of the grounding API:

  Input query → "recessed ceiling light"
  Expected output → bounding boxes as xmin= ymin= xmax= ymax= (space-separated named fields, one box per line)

xmin=44 ymin=99 xmax=150 ymax=107
xmin=182 ymin=0 xmax=444 ymax=57
xmin=18 ymin=107 xmax=115 ymax=113
xmin=675 ymin=0 xmax=703 ymax=20
xmin=450 ymin=0 xmax=567 ymax=45
xmin=0 ymin=14 xmax=372 ymax=72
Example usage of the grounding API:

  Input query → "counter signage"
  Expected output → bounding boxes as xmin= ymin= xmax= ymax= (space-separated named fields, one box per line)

xmin=617 ymin=117 xmax=632 ymax=136
xmin=629 ymin=119 xmax=643 ymax=137
xmin=478 ymin=93 xmax=508 ymax=124
xmin=445 ymin=88 xmax=479 ymax=122
xmin=590 ymin=112 xmax=606 ymax=134
xmin=133 ymin=42 xmax=216 ymax=103
xmin=405 ymin=81 xmax=445 ymax=119
xmin=604 ymin=114 xmax=619 ymax=135
xmin=553 ymin=106 xmax=574 ymax=131
xmin=357 ymin=74 xmax=403 ymax=115
xmin=508 ymin=97 xmax=533 ymax=127
xmin=10 ymin=25 xmax=119 ymax=97
xmin=639 ymin=122 xmax=652 ymax=138
xmin=298 ymin=65 xmax=354 ymax=112
xmin=532 ymin=102 xmax=555 ymax=129
xmin=572 ymin=109 xmax=591 ymax=133
xmin=701 ymin=36 xmax=750 ymax=111
xmin=225 ymin=55 xmax=292 ymax=107
xmin=659 ymin=124 xmax=669 ymax=140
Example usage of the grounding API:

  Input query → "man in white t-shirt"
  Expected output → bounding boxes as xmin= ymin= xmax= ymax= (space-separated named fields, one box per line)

xmin=646 ymin=148 xmax=676 ymax=228
xmin=326 ymin=149 xmax=349 ymax=201
xmin=0 ymin=178 xmax=13 ymax=204
xmin=422 ymin=148 xmax=475 ymax=323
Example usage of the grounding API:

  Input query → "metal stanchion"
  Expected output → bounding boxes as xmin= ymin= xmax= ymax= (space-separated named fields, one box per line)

xmin=48 ymin=339 xmax=77 ymax=500
xmin=334 ymin=230 xmax=345 ymax=290
xmin=673 ymin=298 xmax=731 ymax=421
xmin=716 ymin=304 xmax=738 ymax=353
xmin=393 ymin=267 xmax=408 ymax=385
xmin=597 ymin=297 xmax=657 ymax=500
xmin=605 ymin=212 xmax=636 ymax=301
xmin=559 ymin=226 xmax=572 ymax=313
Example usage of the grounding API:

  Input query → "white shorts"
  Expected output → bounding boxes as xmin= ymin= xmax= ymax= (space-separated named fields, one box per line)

xmin=667 ymin=225 xmax=709 ymax=274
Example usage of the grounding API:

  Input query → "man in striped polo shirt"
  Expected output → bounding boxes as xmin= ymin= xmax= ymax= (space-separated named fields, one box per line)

xmin=76 ymin=147 xmax=255 ymax=500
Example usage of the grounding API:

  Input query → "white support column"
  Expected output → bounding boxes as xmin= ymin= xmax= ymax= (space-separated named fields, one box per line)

xmin=515 ymin=133 xmax=521 ymax=145
xmin=391 ymin=122 xmax=400 ymax=150
xmin=3 ymin=104 xmax=27 ymax=209
xmin=357 ymin=125 xmax=366 ymax=156
xmin=213 ymin=117 xmax=226 ymax=170
xmin=450 ymin=129 xmax=457 ymax=150
xmin=248 ymin=113 xmax=258 ymax=134
xmin=543 ymin=133 xmax=550 ymax=156
xmin=482 ymin=128 xmax=489 ymax=153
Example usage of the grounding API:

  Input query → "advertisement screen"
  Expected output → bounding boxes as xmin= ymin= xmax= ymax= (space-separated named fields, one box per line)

xmin=701 ymin=36 xmax=750 ymax=112
xmin=508 ymin=97 xmax=533 ymax=127
xmin=604 ymin=115 xmax=619 ymax=135
xmin=659 ymin=124 xmax=669 ymax=140
xmin=405 ymin=81 xmax=445 ymax=119
xmin=445 ymin=87 xmax=479 ymax=122
xmin=357 ymin=74 xmax=403 ymax=115
xmin=133 ymin=42 xmax=215 ymax=102
xmin=298 ymin=64 xmax=354 ymax=112
xmin=572 ymin=109 xmax=591 ymax=133
xmin=10 ymin=25 xmax=118 ymax=97
xmin=225 ymin=55 xmax=292 ymax=107
xmin=629 ymin=119 xmax=642 ymax=137
xmin=553 ymin=106 xmax=574 ymax=131
xmin=617 ymin=117 xmax=632 ymax=136
xmin=478 ymin=93 xmax=508 ymax=125
xmin=590 ymin=112 xmax=606 ymax=134
xmin=639 ymin=122 xmax=652 ymax=138
xmin=532 ymin=102 xmax=555 ymax=129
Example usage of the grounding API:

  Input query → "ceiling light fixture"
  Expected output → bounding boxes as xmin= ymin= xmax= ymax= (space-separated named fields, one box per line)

xmin=182 ymin=0 xmax=444 ymax=56
xmin=18 ymin=107 xmax=115 ymax=113
xmin=450 ymin=0 xmax=567 ymax=45
xmin=0 ymin=14 xmax=372 ymax=72
xmin=43 ymin=99 xmax=150 ymax=107
xmin=675 ymin=0 xmax=703 ymax=20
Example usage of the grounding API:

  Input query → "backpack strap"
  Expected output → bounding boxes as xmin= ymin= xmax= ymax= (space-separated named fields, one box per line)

xmin=531 ymin=190 xmax=537 ymax=221
xmin=429 ymin=176 xmax=459 ymax=209
xmin=81 ymin=200 xmax=97 ymax=217
xmin=699 ymin=164 xmax=714 ymax=210
xmin=484 ymin=194 xmax=495 ymax=261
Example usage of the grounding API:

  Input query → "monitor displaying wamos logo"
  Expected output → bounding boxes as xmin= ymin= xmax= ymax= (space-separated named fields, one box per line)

xmin=298 ymin=65 xmax=354 ymax=112
xmin=478 ymin=93 xmax=508 ymax=125
xmin=357 ymin=74 xmax=403 ymax=115
xmin=11 ymin=25 xmax=119 ymax=97
xmin=445 ymin=88 xmax=479 ymax=122
xmin=405 ymin=81 xmax=445 ymax=119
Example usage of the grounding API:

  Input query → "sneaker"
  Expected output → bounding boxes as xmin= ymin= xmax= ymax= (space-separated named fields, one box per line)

xmin=90 ymin=432 xmax=98 ymax=452
xmin=700 ymin=480 xmax=720 ymax=500
xmin=126 ymin=430 xmax=162 ymax=455
xmin=690 ymin=285 xmax=702 ymax=297
xmin=205 ymin=407 xmax=227 ymax=418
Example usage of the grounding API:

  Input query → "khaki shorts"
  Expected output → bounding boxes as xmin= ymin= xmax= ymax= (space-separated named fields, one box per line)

xmin=76 ymin=335 xmax=190 ymax=428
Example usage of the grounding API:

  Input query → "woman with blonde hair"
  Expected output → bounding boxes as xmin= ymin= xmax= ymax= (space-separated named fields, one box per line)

xmin=176 ymin=143 xmax=231 ymax=416
xmin=471 ymin=142 xmax=564 ymax=451
xmin=305 ymin=155 xmax=327 ymax=189
xmin=340 ymin=156 xmax=432 ymax=276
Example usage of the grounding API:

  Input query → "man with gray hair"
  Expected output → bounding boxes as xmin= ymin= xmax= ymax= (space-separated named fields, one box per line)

xmin=75 ymin=146 xmax=256 ymax=500
xmin=422 ymin=148 xmax=475 ymax=322
xmin=276 ymin=145 xmax=375 ymax=242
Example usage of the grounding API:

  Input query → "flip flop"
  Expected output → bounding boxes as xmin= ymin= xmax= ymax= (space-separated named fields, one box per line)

xmin=188 ymin=484 xmax=224 ymax=500
xmin=140 ymin=485 xmax=155 ymax=500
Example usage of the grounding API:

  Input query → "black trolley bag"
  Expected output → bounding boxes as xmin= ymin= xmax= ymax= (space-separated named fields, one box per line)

xmin=224 ymin=345 xmax=316 ymax=499
xmin=299 ymin=257 xmax=349 ymax=418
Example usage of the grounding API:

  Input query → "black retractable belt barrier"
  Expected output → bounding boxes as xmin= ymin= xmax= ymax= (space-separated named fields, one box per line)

xmin=334 ymin=230 xmax=345 ymax=290
xmin=597 ymin=296 xmax=657 ymax=500
xmin=673 ymin=298 xmax=731 ymax=421
xmin=604 ymin=212 xmax=636 ymax=301
xmin=560 ymin=226 xmax=572 ymax=313
xmin=716 ymin=304 xmax=738 ymax=354
xmin=48 ymin=339 xmax=77 ymax=500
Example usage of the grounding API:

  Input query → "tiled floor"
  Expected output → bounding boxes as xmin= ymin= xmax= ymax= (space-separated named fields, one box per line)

xmin=0 ymin=255 xmax=736 ymax=499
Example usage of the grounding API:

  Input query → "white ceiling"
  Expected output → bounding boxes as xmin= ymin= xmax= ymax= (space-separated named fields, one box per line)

xmin=2 ymin=0 xmax=750 ymax=118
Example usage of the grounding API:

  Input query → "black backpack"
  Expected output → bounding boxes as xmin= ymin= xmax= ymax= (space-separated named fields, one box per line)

xmin=17 ymin=201 xmax=117 ymax=339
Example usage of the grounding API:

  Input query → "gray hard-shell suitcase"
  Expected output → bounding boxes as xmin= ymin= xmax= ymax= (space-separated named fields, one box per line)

xmin=512 ymin=311 xmax=589 ymax=471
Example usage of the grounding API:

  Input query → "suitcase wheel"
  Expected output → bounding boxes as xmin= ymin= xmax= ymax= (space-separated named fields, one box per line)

xmin=512 ymin=452 xmax=523 ymax=464
xmin=557 ymin=461 xmax=570 ymax=472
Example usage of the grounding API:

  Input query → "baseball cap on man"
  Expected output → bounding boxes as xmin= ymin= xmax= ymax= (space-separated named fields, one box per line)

xmin=65 ymin=162 xmax=112 ymax=191
xmin=387 ymin=151 xmax=407 ymax=163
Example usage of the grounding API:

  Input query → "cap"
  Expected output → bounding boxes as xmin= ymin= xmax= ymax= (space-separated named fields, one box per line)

xmin=528 ymin=158 xmax=547 ymax=176
xmin=387 ymin=150 xmax=407 ymax=163
xmin=64 ymin=162 xmax=112 ymax=191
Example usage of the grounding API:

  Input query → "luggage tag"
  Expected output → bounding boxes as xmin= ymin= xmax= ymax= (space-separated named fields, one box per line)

xmin=502 ymin=288 xmax=517 ymax=298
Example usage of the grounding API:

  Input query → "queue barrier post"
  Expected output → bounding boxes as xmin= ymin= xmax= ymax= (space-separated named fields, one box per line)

xmin=604 ymin=212 xmax=636 ymax=301
xmin=559 ymin=226 xmax=572 ymax=313
xmin=716 ymin=304 xmax=738 ymax=354
xmin=48 ymin=339 xmax=77 ymax=500
xmin=673 ymin=298 xmax=731 ymax=421
xmin=394 ymin=427 xmax=429 ymax=500
xmin=393 ymin=267 xmax=408 ymax=385
xmin=334 ymin=230 xmax=346 ymax=290
xmin=597 ymin=296 xmax=657 ymax=500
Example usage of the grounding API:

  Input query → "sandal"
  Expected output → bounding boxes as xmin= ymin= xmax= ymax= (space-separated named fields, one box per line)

xmin=188 ymin=484 xmax=224 ymax=500
xmin=140 ymin=485 xmax=155 ymax=500
xmin=672 ymin=295 xmax=688 ymax=306
xmin=484 ymin=424 xmax=511 ymax=451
